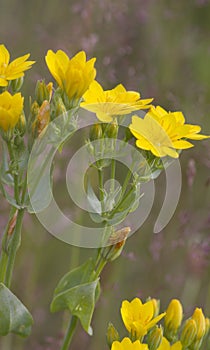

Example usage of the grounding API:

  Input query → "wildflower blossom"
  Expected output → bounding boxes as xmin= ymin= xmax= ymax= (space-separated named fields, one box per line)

xmin=0 ymin=91 xmax=24 ymax=131
xmin=45 ymin=49 xmax=96 ymax=101
xmin=111 ymin=337 xmax=148 ymax=350
xmin=121 ymin=298 xmax=166 ymax=338
xmin=81 ymin=80 xmax=153 ymax=122
xmin=164 ymin=299 xmax=183 ymax=333
xmin=0 ymin=44 xmax=35 ymax=87
xmin=191 ymin=308 xmax=206 ymax=340
xmin=157 ymin=337 xmax=182 ymax=350
xmin=129 ymin=106 xmax=209 ymax=158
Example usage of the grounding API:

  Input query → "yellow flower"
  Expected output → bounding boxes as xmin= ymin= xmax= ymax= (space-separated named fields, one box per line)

xmin=111 ymin=337 xmax=148 ymax=350
xmin=165 ymin=299 xmax=183 ymax=333
xmin=121 ymin=298 xmax=166 ymax=339
xmin=191 ymin=308 xmax=206 ymax=340
xmin=0 ymin=91 xmax=24 ymax=131
xmin=157 ymin=337 xmax=182 ymax=350
xmin=129 ymin=106 xmax=209 ymax=158
xmin=81 ymin=80 xmax=153 ymax=122
xmin=45 ymin=49 xmax=96 ymax=101
xmin=0 ymin=44 xmax=35 ymax=87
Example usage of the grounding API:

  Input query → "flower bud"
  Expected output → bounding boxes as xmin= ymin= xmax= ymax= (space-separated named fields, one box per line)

xmin=89 ymin=124 xmax=103 ymax=141
xmin=191 ymin=308 xmax=206 ymax=340
xmin=35 ymin=80 xmax=53 ymax=106
xmin=180 ymin=318 xmax=197 ymax=348
xmin=10 ymin=77 xmax=24 ymax=93
xmin=204 ymin=317 xmax=210 ymax=337
xmin=105 ymin=122 xmax=118 ymax=138
xmin=103 ymin=227 xmax=131 ymax=262
xmin=54 ymin=96 xmax=67 ymax=119
xmin=16 ymin=112 xmax=26 ymax=136
xmin=37 ymin=100 xmax=50 ymax=135
xmin=164 ymin=299 xmax=183 ymax=341
xmin=147 ymin=325 xmax=163 ymax=350
xmin=106 ymin=323 xmax=119 ymax=348
xmin=30 ymin=101 xmax=40 ymax=122
xmin=125 ymin=127 xmax=133 ymax=141
xmin=32 ymin=100 xmax=50 ymax=137
xmin=151 ymin=299 xmax=160 ymax=318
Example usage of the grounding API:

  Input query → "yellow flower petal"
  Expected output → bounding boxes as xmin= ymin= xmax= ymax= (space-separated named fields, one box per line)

xmin=0 ymin=45 xmax=35 ymax=86
xmin=0 ymin=91 xmax=24 ymax=131
xmin=129 ymin=106 xmax=209 ymax=158
xmin=112 ymin=338 xmax=148 ymax=350
xmin=121 ymin=298 xmax=165 ymax=339
xmin=45 ymin=49 xmax=96 ymax=101
xmin=81 ymin=81 xmax=153 ymax=122
xmin=0 ymin=44 xmax=10 ymax=66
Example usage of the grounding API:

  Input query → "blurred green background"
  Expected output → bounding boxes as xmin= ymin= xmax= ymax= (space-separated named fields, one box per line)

xmin=0 ymin=0 xmax=210 ymax=349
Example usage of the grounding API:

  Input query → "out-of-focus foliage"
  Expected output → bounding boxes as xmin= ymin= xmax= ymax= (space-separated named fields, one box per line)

xmin=0 ymin=0 xmax=210 ymax=349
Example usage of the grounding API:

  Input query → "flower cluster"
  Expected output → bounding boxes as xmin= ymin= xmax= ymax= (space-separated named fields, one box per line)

xmin=0 ymin=44 xmax=208 ymax=161
xmin=0 ymin=45 xmax=209 ymax=350
xmin=107 ymin=297 xmax=210 ymax=350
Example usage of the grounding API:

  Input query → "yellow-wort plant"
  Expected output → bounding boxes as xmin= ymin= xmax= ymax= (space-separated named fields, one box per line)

xmin=0 ymin=44 xmax=209 ymax=350
xmin=107 ymin=297 xmax=210 ymax=350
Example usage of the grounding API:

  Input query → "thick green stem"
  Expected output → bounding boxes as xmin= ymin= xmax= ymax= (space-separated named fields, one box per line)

xmin=4 ymin=208 xmax=25 ymax=288
xmin=60 ymin=315 xmax=78 ymax=350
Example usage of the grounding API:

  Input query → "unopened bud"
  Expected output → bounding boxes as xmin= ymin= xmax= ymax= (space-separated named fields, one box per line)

xmin=35 ymin=80 xmax=53 ymax=106
xmin=152 ymin=299 xmax=160 ymax=318
xmin=16 ymin=112 xmax=26 ymax=136
xmin=204 ymin=317 xmax=210 ymax=337
xmin=125 ymin=127 xmax=133 ymax=141
xmin=106 ymin=323 xmax=119 ymax=348
xmin=180 ymin=319 xmax=197 ymax=348
xmin=103 ymin=227 xmax=131 ymax=262
xmin=147 ymin=325 xmax=163 ymax=350
xmin=10 ymin=77 xmax=24 ymax=93
xmin=32 ymin=100 xmax=50 ymax=137
xmin=164 ymin=299 xmax=183 ymax=341
xmin=37 ymin=100 xmax=50 ymax=135
xmin=191 ymin=308 xmax=206 ymax=340
xmin=30 ymin=101 xmax=40 ymax=121
xmin=89 ymin=124 xmax=103 ymax=141
xmin=54 ymin=96 xmax=67 ymax=119
xmin=105 ymin=122 xmax=118 ymax=138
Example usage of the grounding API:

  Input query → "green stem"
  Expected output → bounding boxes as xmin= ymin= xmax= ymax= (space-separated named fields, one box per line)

xmin=0 ymin=207 xmax=16 ymax=283
xmin=98 ymin=168 xmax=105 ymax=214
xmin=7 ymin=140 xmax=20 ymax=205
xmin=4 ymin=208 xmax=25 ymax=288
xmin=120 ymin=168 xmax=132 ymax=199
xmin=60 ymin=315 xmax=78 ymax=350
xmin=110 ymin=159 xmax=116 ymax=193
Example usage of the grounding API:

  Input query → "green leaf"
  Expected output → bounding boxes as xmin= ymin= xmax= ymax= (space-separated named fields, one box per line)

xmin=51 ymin=279 xmax=99 ymax=335
xmin=0 ymin=283 xmax=33 ymax=337
xmin=87 ymin=181 xmax=101 ymax=215
xmin=0 ymin=141 xmax=14 ymax=186
xmin=0 ymin=182 xmax=22 ymax=209
xmin=51 ymin=259 xmax=100 ymax=335
xmin=89 ymin=211 xmax=105 ymax=223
